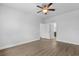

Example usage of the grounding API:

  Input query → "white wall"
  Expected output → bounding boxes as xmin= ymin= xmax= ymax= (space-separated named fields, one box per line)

xmin=0 ymin=5 xmax=41 ymax=49
xmin=45 ymin=10 xmax=79 ymax=45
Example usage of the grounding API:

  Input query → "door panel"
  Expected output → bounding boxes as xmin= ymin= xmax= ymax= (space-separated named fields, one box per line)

xmin=40 ymin=24 xmax=50 ymax=39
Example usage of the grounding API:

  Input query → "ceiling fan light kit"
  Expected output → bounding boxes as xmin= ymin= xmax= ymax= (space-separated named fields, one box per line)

xmin=42 ymin=9 xmax=48 ymax=14
xmin=37 ymin=3 xmax=55 ymax=15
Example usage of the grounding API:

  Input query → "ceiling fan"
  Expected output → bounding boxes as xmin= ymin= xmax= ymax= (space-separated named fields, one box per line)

xmin=37 ymin=3 xmax=55 ymax=15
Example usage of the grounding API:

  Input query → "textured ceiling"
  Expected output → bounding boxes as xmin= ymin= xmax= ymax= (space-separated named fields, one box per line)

xmin=1 ymin=3 xmax=79 ymax=20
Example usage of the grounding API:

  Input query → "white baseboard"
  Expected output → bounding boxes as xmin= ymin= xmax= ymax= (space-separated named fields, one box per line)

xmin=57 ymin=40 xmax=79 ymax=45
xmin=41 ymin=37 xmax=79 ymax=45
xmin=0 ymin=38 xmax=78 ymax=50
xmin=0 ymin=39 xmax=39 ymax=50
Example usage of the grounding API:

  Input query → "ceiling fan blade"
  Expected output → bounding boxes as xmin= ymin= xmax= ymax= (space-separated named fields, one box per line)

xmin=37 ymin=10 xmax=42 ymax=13
xmin=37 ymin=5 xmax=43 ymax=9
xmin=48 ymin=3 xmax=53 ymax=7
xmin=48 ymin=9 xmax=55 ymax=11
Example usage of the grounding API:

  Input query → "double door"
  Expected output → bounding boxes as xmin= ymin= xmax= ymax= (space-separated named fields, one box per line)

xmin=40 ymin=23 xmax=56 ymax=39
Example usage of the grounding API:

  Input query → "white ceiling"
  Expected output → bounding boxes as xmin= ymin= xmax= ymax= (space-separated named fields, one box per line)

xmin=1 ymin=3 xmax=79 ymax=20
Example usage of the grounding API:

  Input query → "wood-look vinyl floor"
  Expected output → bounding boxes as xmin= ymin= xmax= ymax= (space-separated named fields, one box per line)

xmin=0 ymin=39 xmax=79 ymax=56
